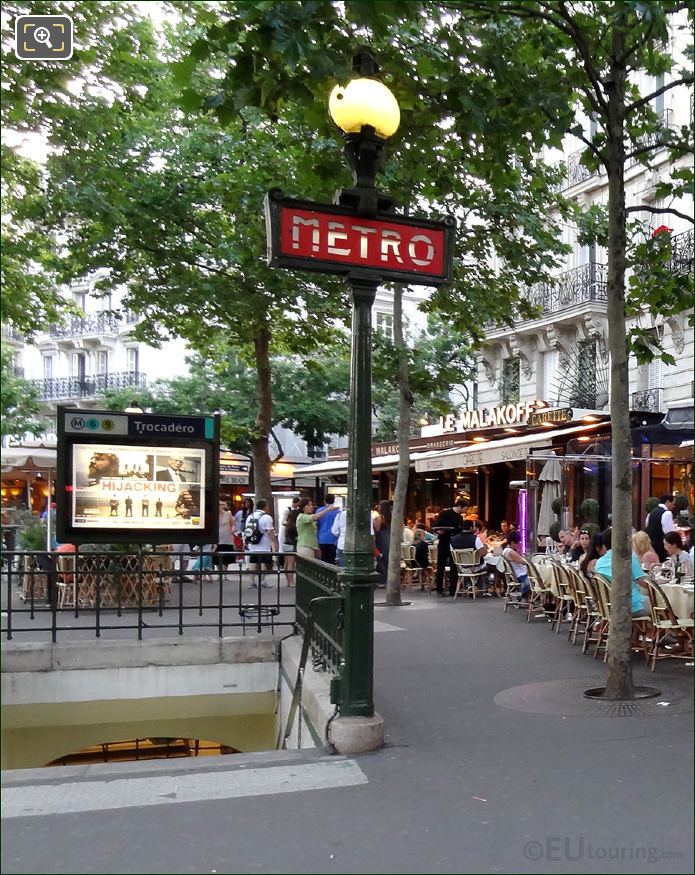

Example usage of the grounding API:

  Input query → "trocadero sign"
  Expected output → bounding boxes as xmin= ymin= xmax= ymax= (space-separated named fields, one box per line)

xmin=265 ymin=190 xmax=455 ymax=285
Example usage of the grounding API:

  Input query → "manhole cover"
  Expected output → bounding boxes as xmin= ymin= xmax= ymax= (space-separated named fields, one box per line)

xmin=494 ymin=678 xmax=693 ymax=718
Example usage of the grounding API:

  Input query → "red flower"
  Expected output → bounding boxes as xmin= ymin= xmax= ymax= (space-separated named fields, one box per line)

xmin=652 ymin=225 xmax=673 ymax=237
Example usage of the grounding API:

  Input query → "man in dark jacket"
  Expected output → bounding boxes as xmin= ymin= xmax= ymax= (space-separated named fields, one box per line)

xmin=432 ymin=500 xmax=466 ymax=596
xmin=645 ymin=494 xmax=675 ymax=562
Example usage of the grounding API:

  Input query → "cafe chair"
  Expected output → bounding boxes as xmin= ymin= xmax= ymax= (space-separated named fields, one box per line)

xmin=525 ymin=559 xmax=554 ymax=623
xmin=592 ymin=573 xmax=651 ymax=664
xmin=549 ymin=562 xmax=575 ymax=634
xmin=450 ymin=548 xmax=488 ymax=599
xmin=579 ymin=575 xmax=604 ymax=655
xmin=645 ymin=578 xmax=694 ymax=671
xmin=501 ymin=557 xmax=528 ymax=612
xmin=400 ymin=545 xmax=424 ymax=590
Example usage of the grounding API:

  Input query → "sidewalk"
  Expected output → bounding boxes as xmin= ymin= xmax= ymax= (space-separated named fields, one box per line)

xmin=2 ymin=591 xmax=693 ymax=874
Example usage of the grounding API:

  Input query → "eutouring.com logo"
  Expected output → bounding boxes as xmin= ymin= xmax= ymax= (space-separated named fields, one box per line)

xmin=523 ymin=837 xmax=683 ymax=865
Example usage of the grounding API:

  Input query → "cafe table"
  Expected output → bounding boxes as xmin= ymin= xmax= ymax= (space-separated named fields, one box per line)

xmin=656 ymin=580 xmax=695 ymax=621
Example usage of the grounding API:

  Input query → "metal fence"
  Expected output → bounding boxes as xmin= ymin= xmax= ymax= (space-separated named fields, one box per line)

xmin=294 ymin=555 xmax=344 ymax=675
xmin=1 ymin=548 xmax=296 ymax=642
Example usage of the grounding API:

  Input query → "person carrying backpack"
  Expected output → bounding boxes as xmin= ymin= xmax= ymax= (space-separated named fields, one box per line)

xmin=244 ymin=498 xmax=278 ymax=588
xmin=280 ymin=497 xmax=301 ymax=587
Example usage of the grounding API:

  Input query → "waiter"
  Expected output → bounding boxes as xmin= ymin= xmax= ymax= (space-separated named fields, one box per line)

xmin=432 ymin=499 xmax=466 ymax=597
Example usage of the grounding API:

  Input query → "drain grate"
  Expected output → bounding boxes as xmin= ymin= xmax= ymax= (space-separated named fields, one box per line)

xmin=493 ymin=678 xmax=693 ymax=718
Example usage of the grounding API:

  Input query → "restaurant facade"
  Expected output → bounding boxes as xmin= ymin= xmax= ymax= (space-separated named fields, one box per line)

xmin=301 ymin=398 xmax=693 ymax=550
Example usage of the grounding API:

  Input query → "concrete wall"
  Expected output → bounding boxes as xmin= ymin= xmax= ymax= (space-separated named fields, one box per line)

xmin=1 ymin=637 xmax=280 ymax=770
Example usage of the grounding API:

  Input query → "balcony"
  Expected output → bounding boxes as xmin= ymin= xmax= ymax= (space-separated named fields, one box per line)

xmin=669 ymin=229 xmax=693 ymax=276
xmin=631 ymin=388 xmax=662 ymax=413
xmin=29 ymin=371 xmax=147 ymax=402
xmin=2 ymin=324 xmax=24 ymax=344
xmin=627 ymin=108 xmax=675 ymax=169
xmin=528 ymin=262 xmax=607 ymax=317
xmin=49 ymin=312 xmax=121 ymax=339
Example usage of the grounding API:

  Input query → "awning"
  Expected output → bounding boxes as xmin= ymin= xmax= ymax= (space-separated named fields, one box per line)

xmin=1 ymin=446 xmax=57 ymax=479
xmin=299 ymin=454 xmax=404 ymax=477
xmin=415 ymin=422 xmax=609 ymax=472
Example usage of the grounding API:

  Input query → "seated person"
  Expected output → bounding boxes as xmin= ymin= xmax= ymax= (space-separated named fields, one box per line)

xmin=571 ymin=529 xmax=592 ymax=563
xmin=631 ymin=531 xmax=660 ymax=571
xmin=413 ymin=529 xmax=430 ymax=569
xmin=473 ymin=519 xmax=489 ymax=545
xmin=579 ymin=533 xmax=602 ymax=579
xmin=501 ymin=531 xmax=530 ymax=596
xmin=593 ymin=528 xmax=650 ymax=617
xmin=663 ymin=531 xmax=694 ymax=577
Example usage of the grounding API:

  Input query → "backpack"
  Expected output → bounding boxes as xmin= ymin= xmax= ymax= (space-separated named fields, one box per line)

xmin=284 ymin=509 xmax=300 ymax=538
xmin=243 ymin=512 xmax=268 ymax=545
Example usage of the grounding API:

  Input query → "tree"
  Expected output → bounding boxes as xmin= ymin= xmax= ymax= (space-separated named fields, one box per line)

xmin=104 ymin=346 xmax=351 ymax=467
xmin=1 ymin=2 xmax=153 ymax=334
xmin=0 ymin=346 xmax=44 ymax=440
xmin=42 ymin=21 xmax=350 ymax=505
xmin=458 ymin=0 xmax=693 ymax=699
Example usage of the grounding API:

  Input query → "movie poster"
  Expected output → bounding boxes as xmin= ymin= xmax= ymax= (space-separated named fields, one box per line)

xmin=71 ymin=443 xmax=207 ymax=530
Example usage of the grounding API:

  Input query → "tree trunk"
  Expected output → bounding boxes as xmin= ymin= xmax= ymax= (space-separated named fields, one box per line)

xmin=250 ymin=322 xmax=273 ymax=508
xmin=386 ymin=285 xmax=411 ymax=606
xmin=604 ymin=12 xmax=635 ymax=700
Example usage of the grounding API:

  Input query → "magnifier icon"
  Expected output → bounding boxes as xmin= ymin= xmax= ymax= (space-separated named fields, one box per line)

xmin=34 ymin=26 xmax=53 ymax=49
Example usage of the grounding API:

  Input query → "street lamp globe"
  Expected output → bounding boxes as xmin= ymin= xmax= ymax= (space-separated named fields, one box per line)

xmin=329 ymin=78 xmax=400 ymax=139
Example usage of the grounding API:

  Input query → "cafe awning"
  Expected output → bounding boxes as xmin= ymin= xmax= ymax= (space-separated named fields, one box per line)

xmin=413 ymin=422 xmax=610 ymax=473
xmin=1 ymin=446 xmax=57 ymax=480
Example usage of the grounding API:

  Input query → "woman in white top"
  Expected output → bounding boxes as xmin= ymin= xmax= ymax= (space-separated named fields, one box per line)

xmin=663 ymin=531 xmax=694 ymax=577
xmin=213 ymin=500 xmax=235 ymax=570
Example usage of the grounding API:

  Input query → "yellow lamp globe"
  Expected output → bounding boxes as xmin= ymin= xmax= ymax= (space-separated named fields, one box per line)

xmin=329 ymin=78 xmax=400 ymax=139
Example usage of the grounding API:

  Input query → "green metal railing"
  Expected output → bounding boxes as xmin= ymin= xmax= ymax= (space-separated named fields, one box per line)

xmin=294 ymin=556 xmax=343 ymax=675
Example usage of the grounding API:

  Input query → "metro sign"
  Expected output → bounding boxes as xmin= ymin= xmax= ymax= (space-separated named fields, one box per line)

xmin=265 ymin=191 xmax=455 ymax=285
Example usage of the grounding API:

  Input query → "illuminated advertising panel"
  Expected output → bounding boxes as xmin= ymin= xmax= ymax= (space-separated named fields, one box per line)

xmin=57 ymin=408 xmax=219 ymax=545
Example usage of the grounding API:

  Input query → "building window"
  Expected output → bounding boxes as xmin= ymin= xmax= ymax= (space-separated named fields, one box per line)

xmin=97 ymin=351 xmax=109 ymax=375
xmin=500 ymin=357 xmax=520 ymax=404
xmin=375 ymin=311 xmax=394 ymax=340
xmin=542 ymin=349 xmax=559 ymax=404
xmin=127 ymin=347 xmax=139 ymax=374
xmin=42 ymin=355 xmax=54 ymax=380
xmin=72 ymin=290 xmax=87 ymax=311
xmin=71 ymin=352 xmax=87 ymax=380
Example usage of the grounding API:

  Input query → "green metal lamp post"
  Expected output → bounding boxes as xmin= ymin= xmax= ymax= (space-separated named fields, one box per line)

xmin=328 ymin=50 xmax=400 ymax=717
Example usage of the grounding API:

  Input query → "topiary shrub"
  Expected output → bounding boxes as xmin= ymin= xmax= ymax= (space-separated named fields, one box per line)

xmin=645 ymin=496 xmax=660 ymax=514
xmin=549 ymin=521 xmax=562 ymax=542
xmin=579 ymin=498 xmax=600 ymax=523
xmin=551 ymin=497 xmax=563 ymax=517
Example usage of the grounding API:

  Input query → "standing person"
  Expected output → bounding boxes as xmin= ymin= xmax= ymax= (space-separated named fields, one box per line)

xmin=141 ymin=497 xmax=149 ymax=517
xmin=245 ymin=498 xmax=278 ymax=588
xmin=124 ymin=496 xmax=133 ymax=517
xmin=645 ymin=494 xmax=676 ymax=562
xmin=431 ymin=499 xmax=465 ymax=596
xmin=280 ymin=497 xmax=301 ymax=586
xmin=315 ymin=494 xmax=340 ymax=564
xmin=296 ymin=498 xmax=336 ymax=559
xmin=155 ymin=498 xmax=163 ymax=517
xmin=373 ymin=500 xmax=392 ymax=588
xmin=214 ymin=500 xmax=235 ymax=571
xmin=331 ymin=506 xmax=348 ymax=567
xmin=234 ymin=497 xmax=254 ymax=559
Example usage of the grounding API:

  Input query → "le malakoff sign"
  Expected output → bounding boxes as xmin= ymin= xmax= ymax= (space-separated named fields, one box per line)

xmin=264 ymin=190 xmax=455 ymax=286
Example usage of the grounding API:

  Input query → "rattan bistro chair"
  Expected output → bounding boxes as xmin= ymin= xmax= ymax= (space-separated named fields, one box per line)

xmin=501 ymin=557 xmax=528 ymax=612
xmin=401 ymin=545 xmax=423 ymax=590
xmin=645 ymin=578 xmax=694 ymax=671
xmin=592 ymin=573 xmax=652 ymax=663
xmin=525 ymin=559 xmax=554 ymax=623
xmin=450 ymin=548 xmax=488 ymax=599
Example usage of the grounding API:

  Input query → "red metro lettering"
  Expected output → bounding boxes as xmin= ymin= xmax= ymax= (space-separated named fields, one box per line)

xmin=281 ymin=208 xmax=444 ymax=276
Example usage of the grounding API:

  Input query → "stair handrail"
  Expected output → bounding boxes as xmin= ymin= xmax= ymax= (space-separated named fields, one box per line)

xmin=277 ymin=595 xmax=342 ymax=750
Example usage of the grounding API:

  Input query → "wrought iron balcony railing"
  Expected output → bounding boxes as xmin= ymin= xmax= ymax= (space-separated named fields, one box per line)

xmin=627 ymin=108 xmax=675 ymax=168
xmin=668 ymin=229 xmax=693 ymax=276
xmin=29 ymin=371 xmax=147 ymax=402
xmin=2 ymin=324 xmax=24 ymax=343
xmin=528 ymin=262 xmax=608 ymax=316
xmin=631 ymin=388 xmax=662 ymax=413
xmin=49 ymin=312 xmax=121 ymax=339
